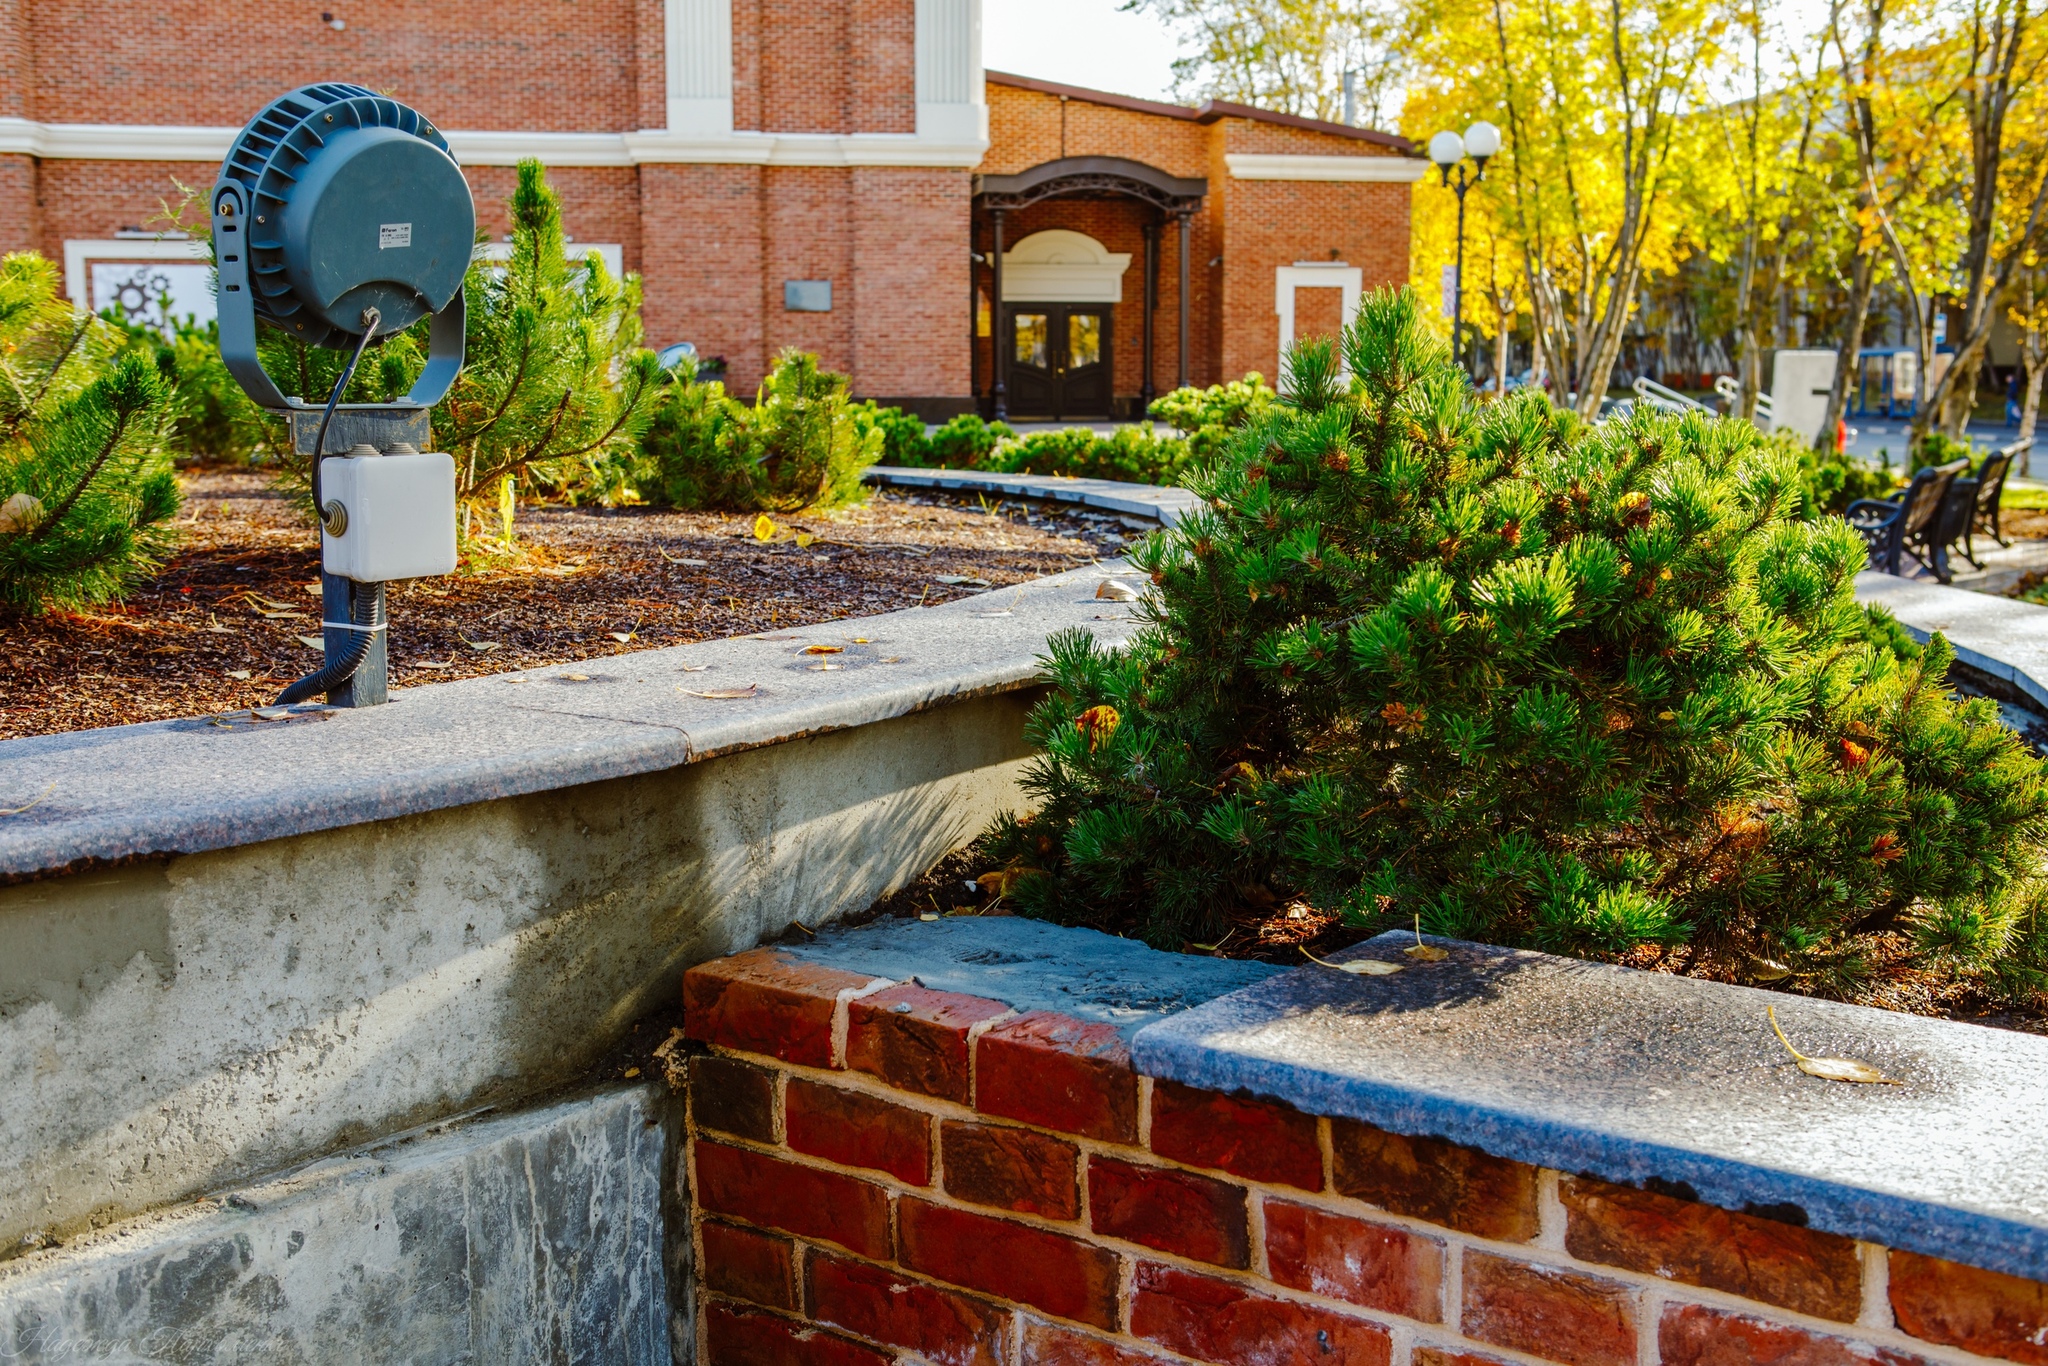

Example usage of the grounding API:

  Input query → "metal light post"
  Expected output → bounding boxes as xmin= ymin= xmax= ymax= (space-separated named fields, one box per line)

xmin=1427 ymin=121 xmax=1501 ymax=377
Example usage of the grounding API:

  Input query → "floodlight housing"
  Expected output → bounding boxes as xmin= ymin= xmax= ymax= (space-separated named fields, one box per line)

xmin=211 ymin=83 xmax=474 ymax=413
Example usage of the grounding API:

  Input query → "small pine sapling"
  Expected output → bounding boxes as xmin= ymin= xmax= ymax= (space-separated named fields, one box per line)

xmin=0 ymin=253 xmax=181 ymax=612
xmin=983 ymin=288 xmax=2048 ymax=1004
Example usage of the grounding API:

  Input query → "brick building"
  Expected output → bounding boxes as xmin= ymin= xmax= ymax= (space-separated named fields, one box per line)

xmin=0 ymin=2 xmax=1421 ymax=418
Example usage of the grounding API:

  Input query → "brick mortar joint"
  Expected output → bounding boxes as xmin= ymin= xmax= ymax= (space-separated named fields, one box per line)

xmin=690 ymin=1048 xmax=2015 ymax=1366
xmin=693 ymin=1117 xmax=2006 ymax=1366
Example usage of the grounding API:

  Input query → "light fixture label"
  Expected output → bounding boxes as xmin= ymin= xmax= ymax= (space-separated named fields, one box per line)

xmin=379 ymin=223 xmax=413 ymax=250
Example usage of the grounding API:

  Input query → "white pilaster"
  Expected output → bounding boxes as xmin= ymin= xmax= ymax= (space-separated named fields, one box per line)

xmin=665 ymin=0 xmax=734 ymax=137
xmin=916 ymin=0 xmax=984 ymax=143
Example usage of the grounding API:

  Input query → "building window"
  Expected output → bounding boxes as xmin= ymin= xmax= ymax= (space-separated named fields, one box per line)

xmin=1067 ymin=312 xmax=1101 ymax=369
xmin=1014 ymin=313 xmax=1048 ymax=368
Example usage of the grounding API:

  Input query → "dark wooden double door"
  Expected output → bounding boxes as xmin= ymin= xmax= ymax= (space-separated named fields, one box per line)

xmin=1005 ymin=303 xmax=1112 ymax=419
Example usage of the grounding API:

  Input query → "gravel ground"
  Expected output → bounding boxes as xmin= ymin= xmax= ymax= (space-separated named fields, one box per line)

xmin=0 ymin=467 xmax=1143 ymax=741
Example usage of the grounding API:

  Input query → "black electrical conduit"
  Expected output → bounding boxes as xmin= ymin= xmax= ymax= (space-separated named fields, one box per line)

xmin=274 ymin=309 xmax=381 ymax=706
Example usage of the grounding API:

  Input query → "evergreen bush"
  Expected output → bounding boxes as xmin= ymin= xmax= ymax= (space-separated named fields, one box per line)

xmin=1148 ymin=373 xmax=1277 ymax=462
xmin=983 ymin=289 xmax=2048 ymax=1003
xmin=0 ymin=253 xmax=182 ymax=612
xmin=849 ymin=401 xmax=932 ymax=466
xmin=639 ymin=350 xmax=881 ymax=511
xmin=927 ymin=413 xmax=1014 ymax=466
xmin=983 ymin=423 xmax=1193 ymax=484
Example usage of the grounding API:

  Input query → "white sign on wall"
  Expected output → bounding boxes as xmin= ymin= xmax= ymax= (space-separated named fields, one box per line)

xmin=1440 ymin=264 xmax=1459 ymax=320
xmin=90 ymin=261 xmax=216 ymax=334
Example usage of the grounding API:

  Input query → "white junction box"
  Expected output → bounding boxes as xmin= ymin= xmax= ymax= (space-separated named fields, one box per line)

xmin=319 ymin=449 xmax=458 ymax=582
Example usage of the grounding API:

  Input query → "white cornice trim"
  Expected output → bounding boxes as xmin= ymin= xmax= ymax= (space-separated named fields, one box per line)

xmin=1226 ymin=152 xmax=1427 ymax=183
xmin=0 ymin=118 xmax=988 ymax=169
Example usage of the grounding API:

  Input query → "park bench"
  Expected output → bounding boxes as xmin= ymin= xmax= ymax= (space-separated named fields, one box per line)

xmin=1847 ymin=457 xmax=1968 ymax=581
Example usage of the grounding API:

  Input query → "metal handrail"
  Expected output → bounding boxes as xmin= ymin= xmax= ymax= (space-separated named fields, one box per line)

xmin=1712 ymin=375 xmax=1774 ymax=424
xmin=1631 ymin=375 xmax=1714 ymax=414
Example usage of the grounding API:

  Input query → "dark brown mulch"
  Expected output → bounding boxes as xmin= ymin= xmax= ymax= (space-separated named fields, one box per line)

xmin=0 ymin=468 xmax=1145 ymax=741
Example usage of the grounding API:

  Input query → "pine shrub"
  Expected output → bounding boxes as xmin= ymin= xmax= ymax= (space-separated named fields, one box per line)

xmin=1148 ymin=373 xmax=1277 ymax=462
xmin=640 ymin=350 xmax=881 ymax=511
xmin=983 ymin=289 xmax=2048 ymax=1001
xmin=0 ymin=253 xmax=181 ymax=612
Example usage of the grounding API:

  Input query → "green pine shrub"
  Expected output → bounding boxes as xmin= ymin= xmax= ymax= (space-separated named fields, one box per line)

xmin=639 ymin=349 xmax=881 ymax=511
xmin=1148 ymin=373 xmax=1277 ymax=462
xmin=849 ymin=401 xmax=932 ymax=466
xmin=0 ymin=253 xmax=182 ymax=612
xmin=982 ymin=289 xmax=2048 ymax=1003
xmin=983 ymin=423 xmax=1193 ymax=484
xmin=928 ymin=413 xmax=1014 ymax=466
xmin=1785 ymin=433 xmax=1897 ymax=517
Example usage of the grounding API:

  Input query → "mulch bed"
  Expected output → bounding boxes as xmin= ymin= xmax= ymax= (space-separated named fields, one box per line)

xmin=0 ymin=467 xmax=1141 ymax=741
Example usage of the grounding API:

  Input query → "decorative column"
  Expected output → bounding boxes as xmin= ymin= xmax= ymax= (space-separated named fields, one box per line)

xmin=1141 ymin=220 xmax=1159 ymax=410
xmin=916 ymin=0 xmax=986 ymax=142
xmin=991 ymin=209 xmax=1008 ymax=420
xmin=1176 ymin=211 xmax=1191 ymax=391
xmin=665 ymin=0 xmax=734 ymax=136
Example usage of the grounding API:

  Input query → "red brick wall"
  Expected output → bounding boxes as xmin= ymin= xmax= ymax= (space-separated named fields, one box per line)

xmin=682 ymin=946 xmax=2048 ymax=1366
xmin=852 ymin=167 xmax=970 ymax=399
xmin=852 ymin=0 xmax=917 ymax=136
xmin=22 ymin=0 xmax=645 ymax=131
xmin=0 ymin=0 xmax=27 ymax=121
xmin=640 ymin=163 xmax=765 ymax=386
xmin=28 ymin=159 xmax=218 ymax=260
xmin=763 ymin=167 xmax=856 ymax=374
xmin=0 ymin=156 xmax=35 ymax=255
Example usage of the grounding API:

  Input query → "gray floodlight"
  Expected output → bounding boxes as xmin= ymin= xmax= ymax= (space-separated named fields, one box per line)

xmin=212 ymin=84 xmax=476 ymax=709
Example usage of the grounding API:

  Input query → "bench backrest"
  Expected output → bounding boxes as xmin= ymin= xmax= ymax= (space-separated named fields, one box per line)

xmin=1903 ymin=458 xmax=1968 ymax=536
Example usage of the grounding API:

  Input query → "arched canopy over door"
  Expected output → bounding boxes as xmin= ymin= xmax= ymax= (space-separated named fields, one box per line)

xmin=971 ymin=157 xmax=1208 ymax=420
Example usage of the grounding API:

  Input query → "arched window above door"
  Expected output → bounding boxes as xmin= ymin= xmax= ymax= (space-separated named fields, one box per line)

xmin=1000 ymin=230 xmax=1133 ymax=304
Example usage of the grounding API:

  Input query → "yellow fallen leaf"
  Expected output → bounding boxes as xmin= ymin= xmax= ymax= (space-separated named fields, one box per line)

xmin=681 ymin=685 xmax=760 ymax=699
xmin=610 ymin=632 xmax=635 ymax=643
xmin=801 ymin=644 xmax=844 ymax=655
xmin=851 ymin=638 xmax=870 ymax=644
xmin=919 ymin=912 xmax=942 ymax=922
xmin=1300 ymin=946 xmax=1403 ymax=975
xmin=623 ymin=1067 xmax=641 ymax=1079
xmin=1747 ymin=957 xmax=1793 ymax=983
xmin=1404 ymin=915 xmax=1449 ymax=961
xmin=226 ymin=669 xmax=252 ymax=681
xmin=753 ymin=514 xmax=777 ymax=541
xmin=795 ymin=531 xmax=815 ymax=548
xmin=296 ymin=635 xmax=323 ymax=649
xmin=1767 ymin=1006 xmax=1900 ymax=1085
xmin=413 ymin=661 xmax=456 ymax=670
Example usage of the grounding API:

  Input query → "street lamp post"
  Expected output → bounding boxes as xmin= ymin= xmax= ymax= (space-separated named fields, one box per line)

xmin=1428 ymin=121 xmax=1501 ymax=377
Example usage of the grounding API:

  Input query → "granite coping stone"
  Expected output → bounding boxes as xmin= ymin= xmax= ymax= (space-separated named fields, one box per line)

xmin=775 ymin=915 xmax=1279 ymax=1039
xmin=867 ymin=465 xmax=1206 ymax=527
xmin=1131 ymin=930 xmax=2048 ymax=1283
xmin=1856 ymin=569 xmax=2048 ymax=711
xmin=0 ymin=562 xmax=1148 ymax=881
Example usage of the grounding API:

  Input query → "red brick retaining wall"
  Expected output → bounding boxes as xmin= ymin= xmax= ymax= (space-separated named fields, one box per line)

xmin=683 ymin=946 xmax=2048 ymax=1365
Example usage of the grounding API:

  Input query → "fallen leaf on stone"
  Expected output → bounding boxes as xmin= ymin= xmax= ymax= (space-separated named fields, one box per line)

xmin=462 ymin=639 xmax=501 ymax=653
xmin=678 ymin=664 xmax=708 ymax=672
xmin=807 ymin=662 xmax=844 ymax=671
xmin=919 ymin=912 xmax=942 ymax=921
xmin=801 ymin=644 xmax=844 ymax=655
xmin=936 ymin=574 xmax=990 ymax=587
xmin=1767 ymin=1006 xmax=1900 ymax=1085
xmin=562 ymin=673 xmax=591 ymax=681
xmin=681 ymin=685 xmax=760 ymax=699
xmin=1095 ymin=579 xmax=1141 ymax=601
xmin=850 ymin=638 xmax=870 ymax=644
xmin=1747 ymin=957 xmax=1793 ymax=983
xmin=753 ymin=514 xmax=777 ymax=541
xmin=1404 ymin=915 xmax=1450 ymax=961
xmin=503 ymin=677 xmax=529 ymax=684
xmin=296 ymin=635 xmax=323 ymax=649
xmin=1300 ymin=946 xmax=1403 ymax=975
xmin=226 ymin=669 xmax=252 ymax=681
